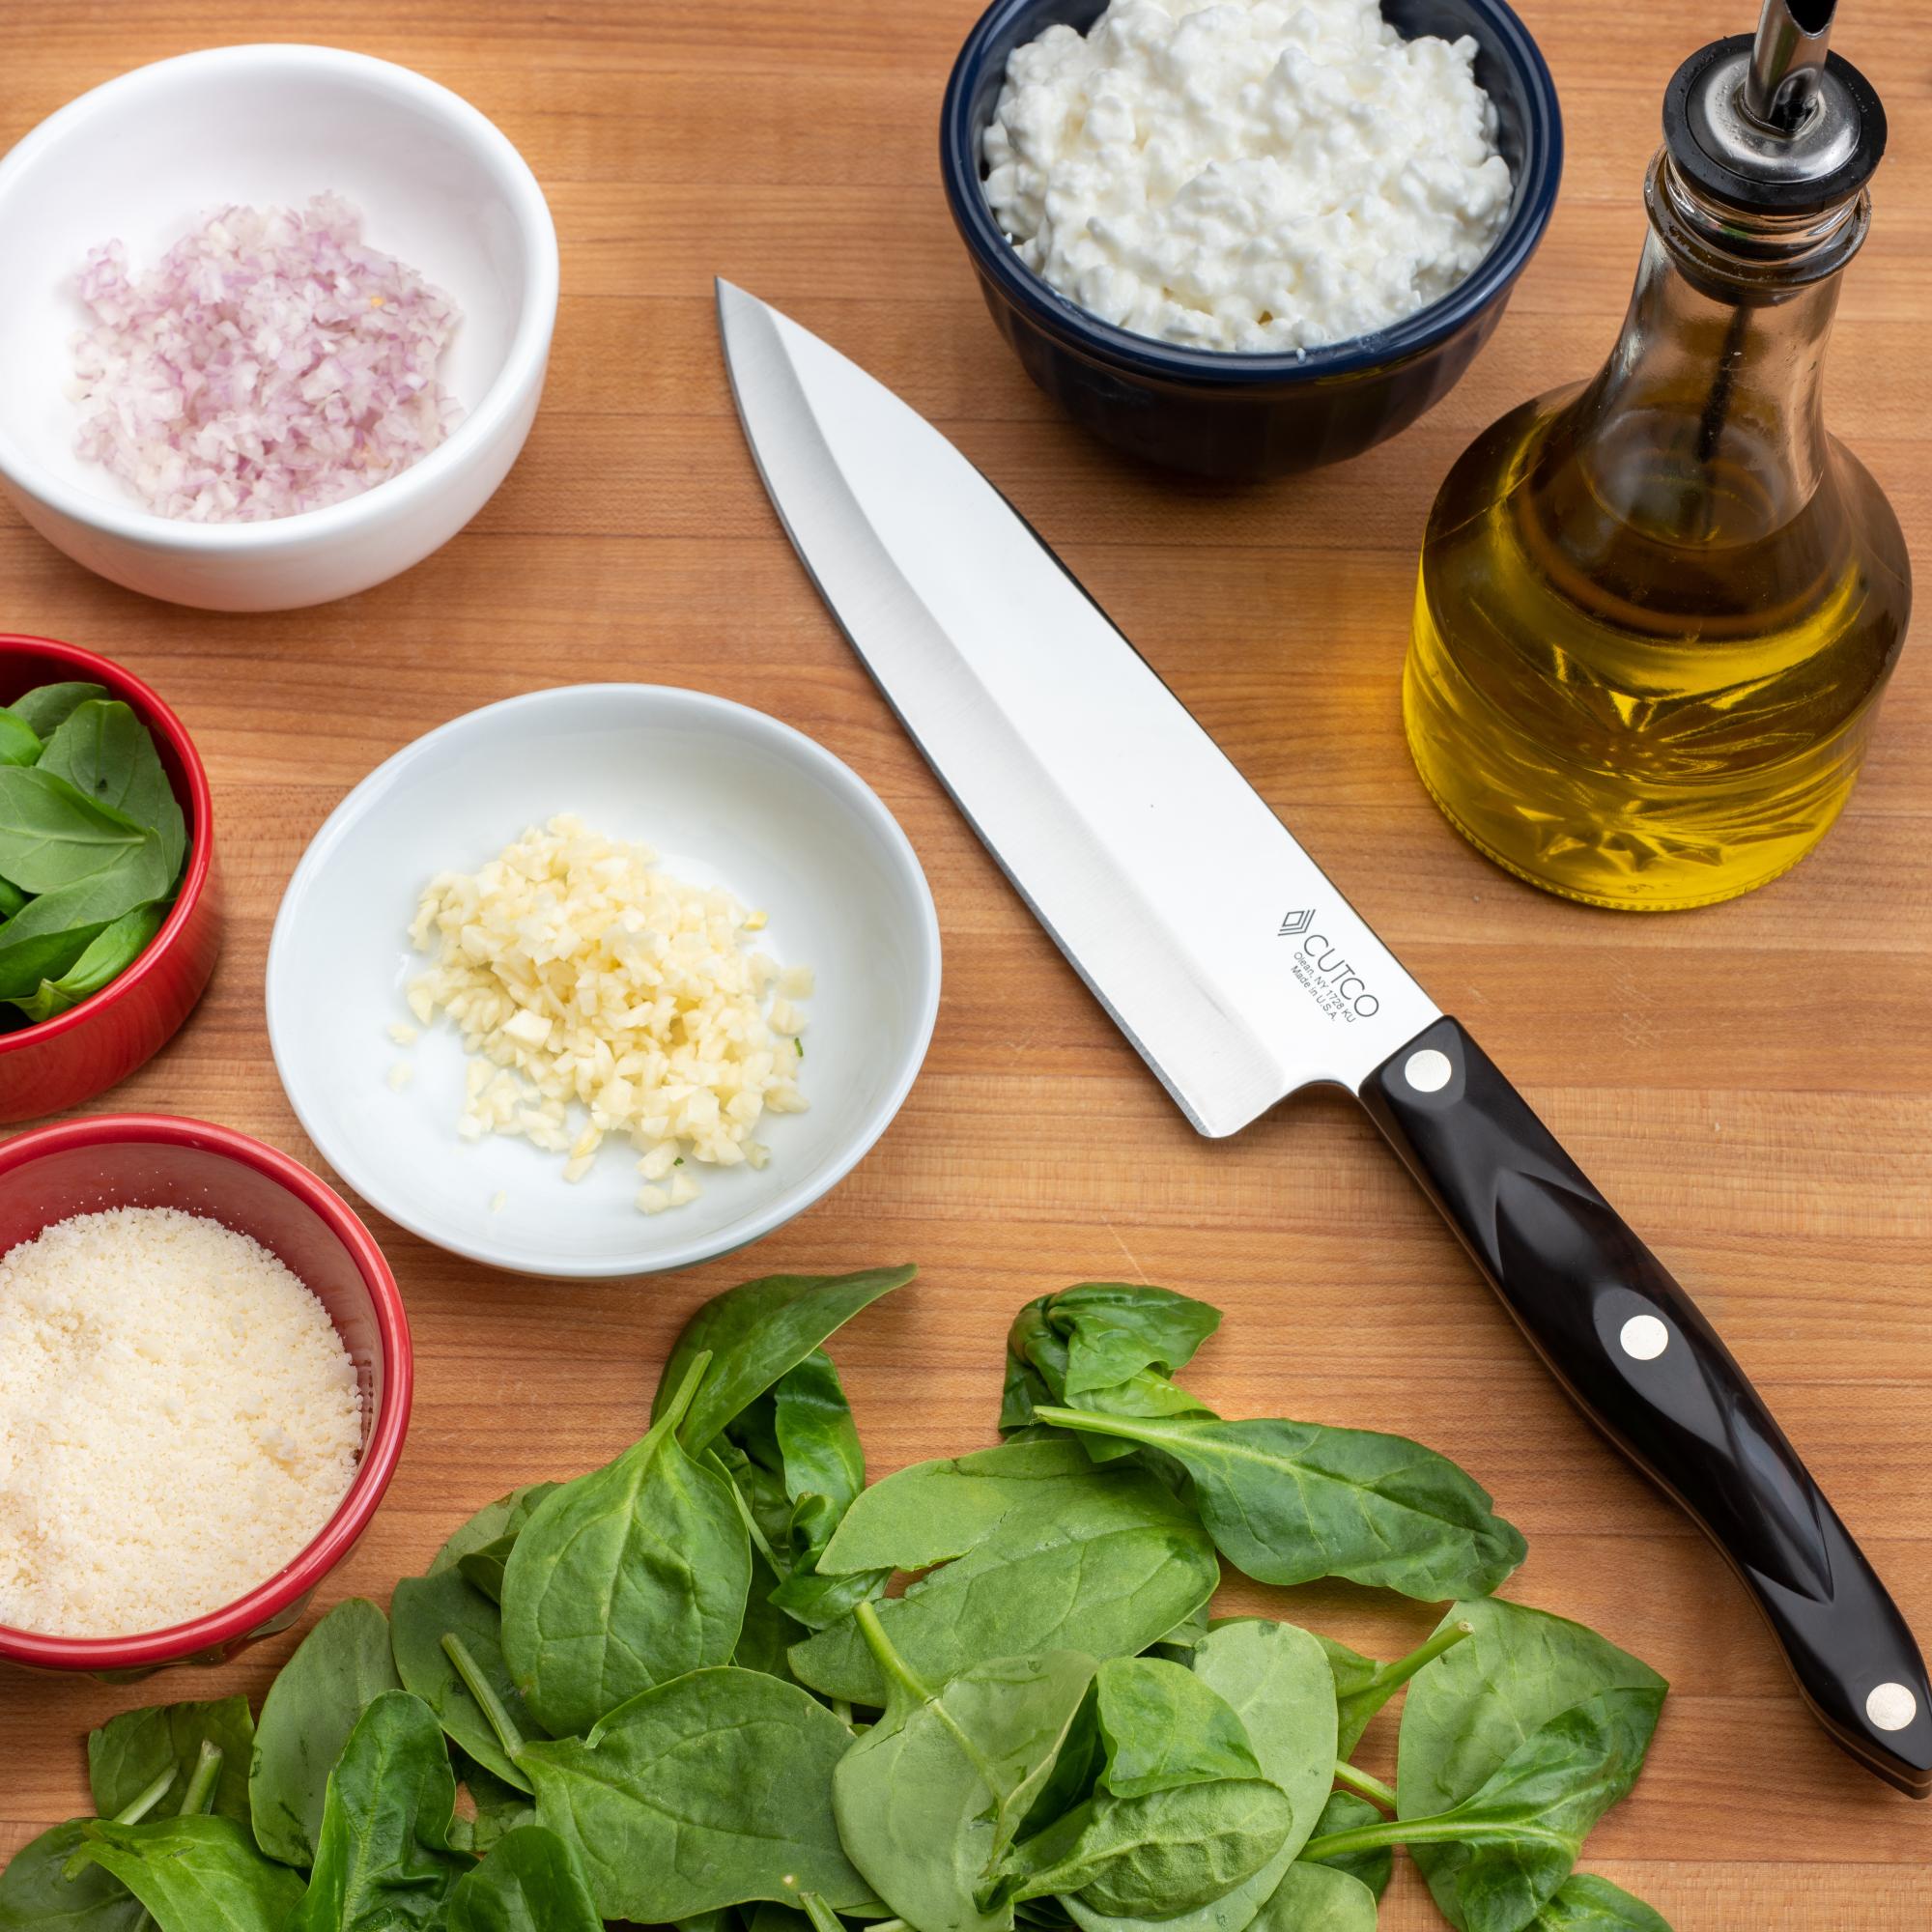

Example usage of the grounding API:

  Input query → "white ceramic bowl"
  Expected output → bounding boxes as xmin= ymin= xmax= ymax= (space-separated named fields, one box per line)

xmin=267 ymin=685 xmax=942 ymax=1278
xmin=0 ymin=45 xmax=558 ymax=611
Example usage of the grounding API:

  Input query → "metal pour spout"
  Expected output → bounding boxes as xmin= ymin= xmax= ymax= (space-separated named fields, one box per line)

xmin=1743 ymin=0 xmax=1836 ymax=132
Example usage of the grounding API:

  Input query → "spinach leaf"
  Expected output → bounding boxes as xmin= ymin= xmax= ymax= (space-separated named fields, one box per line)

xmin=449 ymin=1747 xmax=538 ymax=1857
xmin=0 ymin=1822 xmax=149 ymax=1931
xmin=1395 ymin=1600 xmax=1667 ymax=1832
xmin=445 ymin=1825 xmax=601 ymax=1932
xmin=431 ymin=1484 xmax=558 ymax=1576
xmin=1534 ymin=1874 xmax=1674 ymax=1929
xmin=1034 ymin=1408 xmax=1525 ymax=1601
xmin=8 ymin=682 xmax=109 ymax=737
xmin=1248 ymin=1861 xmax=1378 ymax=1932
xmin=0 ymin=768 xmax=158 ymax=894
xmin=834 ymin=1603 xmax=1097 ymax=1932
xmin=88 ymin=1696 xmax=254 ymax=1825
xmin=0 ymin=710 xmax=42 ymax=767
xmin=1317 ymin=1687 xmax=1664 ymax=1932
xmin=286 ymin=1690 xmax=469 ymax=1932
xmin=1321 ymin=1619 xmax=1475 ymax=1758
xmin=517 ymin=1665 xmax=873 ymax=1921
xmin=653 ymin=1265 xmax=915 ymax=1451
xmin=1002 ymin=1287 xmax=1221 ymax=1463
xmin=392 ymin=1563 xmax=551 ymax=1791
xmin=0 ymin=842 xmax=174 ymax=1002
xmin=1065 ymin=1622 xmax=1336 ymax=1932
xmin=789 ymin=1457 xmax=1219 ymax=1707
xmin=993 ymin=1779 xmax=1294 ymax=1919
xmin=249 ymin=1597 xmax=403 ymax=1867
xmin=0 ymin=876 xmax=24 ymax=920
xmin=40 ymin=701 xmax=186 ymax=875
xmin=15 ymin=900 xmax=166 ymax=1023
xmin=1301 ymin=1793 xmax=1391 ymax=1900
xmin=1090 ymin=1657 xmax=1262 ymax=1798
xmin=501 ymin=1354 xmax=751 ymax=1736
xmin=458 ymin=1485 xmax=560 ymax=1605
xmin=67 ymin=1816 xmax=304 ymax=1932
xmin=734 ymin=1548 xmax=808 ymax=1679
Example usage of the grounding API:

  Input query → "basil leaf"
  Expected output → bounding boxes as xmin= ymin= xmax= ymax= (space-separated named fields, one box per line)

xmin=16 ymin=901 xmax=166 ymax=1022
xmin=0 ymin=1820 xmax=148 ymax=1931
xmin=39 ymin=700 xmax=186 ymax=874
xmin=392 ymin=1564 xmax=550 ymax=1792
xmin=1034 ymin=1408 xmax=1525 ymax=1601
xmin=788 ymin=1457 xmax=1219 ymax=1708
xmin=833 ymin=1615 xmax=1097 ymax=1932
xmin=249 ymin=1598 xmax=403 ymax=1868
xmin=0 ymin=767 xmax=160 ymax=894
xmin=501 ymin=1362 xmax=751 ymax=1737
xmin=0 ymin=709 xmax=42 ymax=767
xmin=88 ymin=1696 xmax=254 ymax=1825
xmin=445 ymin=1825 xmax=601 ymax=1932
xmin=286 ymin=1691 xmax=469 ymax=1932
xmin=7 ymin=681 xmax=109 ymax=737
xmin=653 ymin=1265 xmax=915 ymax=1451
xmin=68 ymin=1816 xmax=304 ymax=1932
xmin=518 ymin=1666 xmax=872 ymax=1921
xmin=0 ymin=849 xmax=170 ymax=1003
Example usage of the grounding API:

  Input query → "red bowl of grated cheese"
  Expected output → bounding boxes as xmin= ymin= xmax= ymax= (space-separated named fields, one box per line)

xmin=0 ymin=1114 xmax=412 ymax=1677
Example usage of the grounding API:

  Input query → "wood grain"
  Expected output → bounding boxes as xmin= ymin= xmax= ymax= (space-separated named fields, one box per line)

xmin=1 ymin=3 xmax=1927 ymax=1924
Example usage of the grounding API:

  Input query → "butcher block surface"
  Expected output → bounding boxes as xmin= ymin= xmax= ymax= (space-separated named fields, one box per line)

xmin=2 ymin=3 xmax=1929 ymax=1924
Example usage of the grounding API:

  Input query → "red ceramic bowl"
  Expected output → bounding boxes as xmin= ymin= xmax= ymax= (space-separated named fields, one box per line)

xmin=0 ymin=1115 xmax=412 ymax=1676
xmin=0 ymin=635 xmax=221 ymax=1123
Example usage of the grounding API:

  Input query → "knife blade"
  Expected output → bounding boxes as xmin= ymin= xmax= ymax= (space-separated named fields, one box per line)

xmin=717 ymin=278 xmax=1932 ymax=1798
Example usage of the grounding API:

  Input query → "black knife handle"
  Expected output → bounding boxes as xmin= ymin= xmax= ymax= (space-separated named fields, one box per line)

xmin=1362 ymin=1015 xmax=1932 ymax=1799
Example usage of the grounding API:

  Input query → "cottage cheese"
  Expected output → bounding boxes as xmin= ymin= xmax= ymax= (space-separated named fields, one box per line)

xmin=982 ymin=0 xmax=1513 ymax=354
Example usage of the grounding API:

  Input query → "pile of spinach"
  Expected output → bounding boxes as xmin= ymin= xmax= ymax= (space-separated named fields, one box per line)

xmin=0 ymin=681 xmax=186 ymax=1027
xmin=0 ymin=1268 xmax=1676 ymax=1932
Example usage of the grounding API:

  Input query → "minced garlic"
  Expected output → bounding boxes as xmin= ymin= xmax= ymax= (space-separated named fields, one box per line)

xmin=404 ymin=815 xmax=809 ymax=1213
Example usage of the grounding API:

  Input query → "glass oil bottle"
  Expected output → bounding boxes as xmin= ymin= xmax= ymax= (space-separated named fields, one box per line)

xmin=1405 ymin=0 xmax=1908 ymax=910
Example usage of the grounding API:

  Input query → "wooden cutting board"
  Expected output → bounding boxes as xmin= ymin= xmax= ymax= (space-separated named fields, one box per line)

xmin=2 ymin=3 xmax=1927 ymax=1923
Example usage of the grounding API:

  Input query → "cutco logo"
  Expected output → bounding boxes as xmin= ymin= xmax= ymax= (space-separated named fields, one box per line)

xmin=1280 ymin=911 xmax=1379 ymax=1022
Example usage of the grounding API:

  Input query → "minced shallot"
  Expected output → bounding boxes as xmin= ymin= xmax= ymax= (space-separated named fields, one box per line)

xmin=71 ymin=194 xmax=462 ymax=523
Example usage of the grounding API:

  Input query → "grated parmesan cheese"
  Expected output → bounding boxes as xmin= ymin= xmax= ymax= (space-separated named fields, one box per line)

xmin=406 ymin=814 xmax=810 ymax=1212
xmin=0 ymin=1208 xmax=362 ymax=1637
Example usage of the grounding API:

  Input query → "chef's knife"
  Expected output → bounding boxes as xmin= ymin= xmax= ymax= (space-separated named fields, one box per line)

xmin=717 ymin=279 xmax=1931 ymax=1798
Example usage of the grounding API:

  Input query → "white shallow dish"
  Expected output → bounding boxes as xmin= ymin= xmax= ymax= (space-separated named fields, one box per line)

xmin=268 ymin=685 xmax=942 ymax=1279
xmin=0 ymin=44 xmax=558 ymax=611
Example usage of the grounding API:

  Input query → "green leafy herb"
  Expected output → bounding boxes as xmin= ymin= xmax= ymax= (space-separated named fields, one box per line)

xmin=14 ymin=899 xmax=167 ymax=1022
xmin=0 ymin=710 xmax=43 ymax=768
xmin=0 ymin=768 xmax=160 ymax=895
xmin=500 ymin=1352 xmax=751 ymax=1736
xmin=445 ymin=1825 xmax=602 ymax=1931
xmin=249 ymin=1597 xmax=403 ymax=1867
xmin=66 ymin=1816 xmax=304 ymax=1932
xmin=653 ymin=1265 xmax=916 ymax=1452
xmin=88 ymin=1697 xmax=254 ymax=1827
xmin=39 ymin=700 xmax=186 ymax=876
xmin=7 ymin=682 xmax=109 ymax=737
xmin=1033 ymin=1407 xmax=1525 ymax=1601
xmin=285 ymin=1690 xmax=469 ymax=1931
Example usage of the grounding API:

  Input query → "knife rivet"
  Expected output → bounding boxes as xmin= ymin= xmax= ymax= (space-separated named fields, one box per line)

xmin=1867 ymin=1683 xmax=1918 ymax=1732
xmin=1619 ymin=1314 xmax=1669 ymax=1361
xmin=1403 ymin=1048 xmax=1453 ymax=1094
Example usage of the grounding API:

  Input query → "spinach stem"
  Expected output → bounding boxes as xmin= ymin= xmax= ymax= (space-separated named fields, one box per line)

xmin=1302 ymin=1811 xmax=1573 ymax=1861
xmin=832 ymin=1698 xmax=854 ymax=1728
xmin=1331 ymin=1759 xmax=1397 ymax=1810
xmin=1367 ymin=1618 xmax=1474 ymax=1699
xmin=442 ymin=1631 xmax=527 ymax=1760
xmin=113 ymin=1768 xmax=176 ymax=1826
xmin=721 ymin=1465 xmax=787 ymax=1577
xmin=177 ymin=1740 xmax=224 ymax=1817
xmin=796 ymin=1891 xmax=845 ymax=1932
xmin=853 ymin=1600 xmax=930 ymax=1706
xmin=661 ymin=1348 xmax=714 ymax=1446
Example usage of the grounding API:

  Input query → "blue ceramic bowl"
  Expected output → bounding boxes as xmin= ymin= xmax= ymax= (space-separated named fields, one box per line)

xmin=940 ymin=0 xmax=1563 ymax=479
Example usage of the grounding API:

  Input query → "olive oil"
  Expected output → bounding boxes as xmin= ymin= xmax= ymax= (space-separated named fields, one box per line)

xmin=1405 ymin=11 xmax=1907 ymax=910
